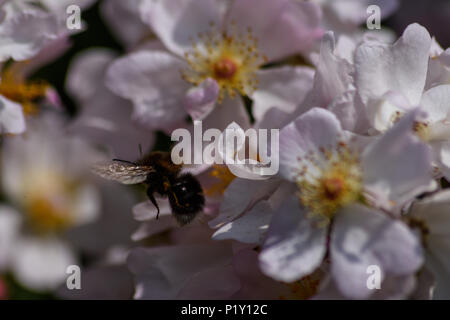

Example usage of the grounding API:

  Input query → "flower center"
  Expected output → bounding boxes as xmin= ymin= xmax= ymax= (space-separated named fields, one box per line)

xmin=0 ymin=63 xmax=48 ymax=116
xmin=23 ymin=172 xmax=77 ymax=234
xmin=182 ymin=22 xmax=267 ymax=102
xmin=296 ymin=143 xmax=363 ymax=220
xmin=213 ymin=57 xmax=238 ymax=79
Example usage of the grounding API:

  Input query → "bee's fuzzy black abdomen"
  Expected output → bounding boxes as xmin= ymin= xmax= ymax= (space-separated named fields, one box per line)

xmin=168 ymin=173 xmax=205 ymax=225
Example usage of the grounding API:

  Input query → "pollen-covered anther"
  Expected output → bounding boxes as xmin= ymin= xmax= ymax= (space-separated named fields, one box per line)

xmin=413 ymin=121 xmax=430 ymax=141
xmin=296 ymin=142 xmax=363 ymax=221
xmin=181 ymin=22 xmax=267 ymax=103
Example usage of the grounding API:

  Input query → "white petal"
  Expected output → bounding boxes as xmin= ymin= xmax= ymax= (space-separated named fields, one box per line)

xmin=279 ymin=108 xmax=343 ymax=181
xmin=252 ymin=66 xmax=314 ymax=122
xmin=202 ymin=96 xmax=250 ymax=132
xmin=132 ymin=199 xmax=171 ymax=222
xmin=142 ymin=0 xmax=223 ymax=57
xmin=212 ymin=201 xmax=273 ymax=244
xmin=0 ymin=9 xmax=59 ymax=62
xmin=309 ymin=31 xmax=354 ymax=108
xmin=228 ymin=0 xmax=323 ymax=61
xmin=208 ymin=178 xmax=281 ymax=228
xmin=0 ymin=95 xmax=25 ymax=134
xmin=331 ymin=204 xmax=424 ymax=299
xmin=11 ymin=237 xmax=77 ymax=291
xmin=66 ymin=49 xmax=117 ymax=103
xmin=355 ymin=23 xmax=431 ymax=107
xmin=105 ymin=50 xmax=189 ymax=129
xmin=259 ymin=196 xmax=326 ymax=282
xmin=362 ymin=109 xmax=435 ymax=211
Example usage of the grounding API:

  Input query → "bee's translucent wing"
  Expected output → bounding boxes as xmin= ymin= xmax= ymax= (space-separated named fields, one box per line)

xmin=91 ymin=161 xmax=154 ymax=185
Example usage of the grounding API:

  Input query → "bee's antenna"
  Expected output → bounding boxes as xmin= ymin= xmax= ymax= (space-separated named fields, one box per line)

xmin=112 ymin=159 xmax=138 ymax=165
xmin=138 ymin=144 xmax=143 ymax=158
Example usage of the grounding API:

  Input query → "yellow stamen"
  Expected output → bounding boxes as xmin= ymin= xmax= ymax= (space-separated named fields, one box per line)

xmin=0 ymin=63 xmax=48 ymax=116
xmin=296 ymin=142 xmax=363 ymax=221
xmin=26 ymin=197 xmax=74 ymax=234
xmin=204 ymin=165 xmax=236 ymax=196
xmin=182 ymin=22 xmax=267 ymax=103
xmin=23 ymin=172 xmax=78 ymax=234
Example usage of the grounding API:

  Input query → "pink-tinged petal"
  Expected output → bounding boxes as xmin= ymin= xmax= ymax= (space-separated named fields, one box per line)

xmin=208 ymin=178 xmax=281 ymax=229
xmin=279 ymin=108 xmax=343 ymax=181
xmin=202 ymin=96 xmax=250 ymax=131
xmin=69 ymin=92 xmax=155 ymax=160
xmin=255 ymin=107 xmax=292 ymax=131
xmin=131 ymin=216 xmax=176 ymax=242
xmin=18 ymin=36 xmax=72 ymax=77
xmin=184 ymin=78 xmax=219 ymax=121
xmin=67 ymin=49 xmax=154 ymax=159
xmin=328 ymin=90 xmax=371 ymax=134
xmin=105 ymin=50 xmax=189 ymax=130
xmin=355 ymin=23 xmax=431 ymax=107
xmin=362 ymin=109 xmax=435 ymax=211
xmin=133 ymin=199 xmax=171 ymax=222
xmin=67 ymin=48 xmax=117 ymax=103
xmin=228 ymin=0 xmax=323 ymax=61
xmin=101 ymin=0 xmax=150 ymax=48
xmin=0 ymin=9 xmax=59 ymax=62
xmin=308 ymin=32 xmax=353 ymax=109
xmin=364 ymin=91 xmax=415 ymax=132
xmin=252 ymin=66 xmax=314 ymax=122
xmin=331 ymin=204 xmax=423 ymax=299
xmin=259 ymin=196 xmax=326 ymax=282
xmin=141 ymin=0 xmax=224 ymax=57
xmin=212 ymin=201 xmax=273 ymax=244
xmin=0 ymin=95 xmax=25 ymax=134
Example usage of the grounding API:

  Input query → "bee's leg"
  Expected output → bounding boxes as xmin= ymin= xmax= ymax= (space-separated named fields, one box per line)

xmin=146 ymin=188 xmax=160 ymax=219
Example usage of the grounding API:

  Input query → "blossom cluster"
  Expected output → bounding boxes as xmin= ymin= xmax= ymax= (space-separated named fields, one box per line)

xmin=1 ymin=0 xmax=450 ymax=300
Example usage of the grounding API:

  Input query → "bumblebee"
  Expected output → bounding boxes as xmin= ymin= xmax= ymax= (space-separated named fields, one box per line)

xmin=92 ymin=151 xmax=204 ymax=225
